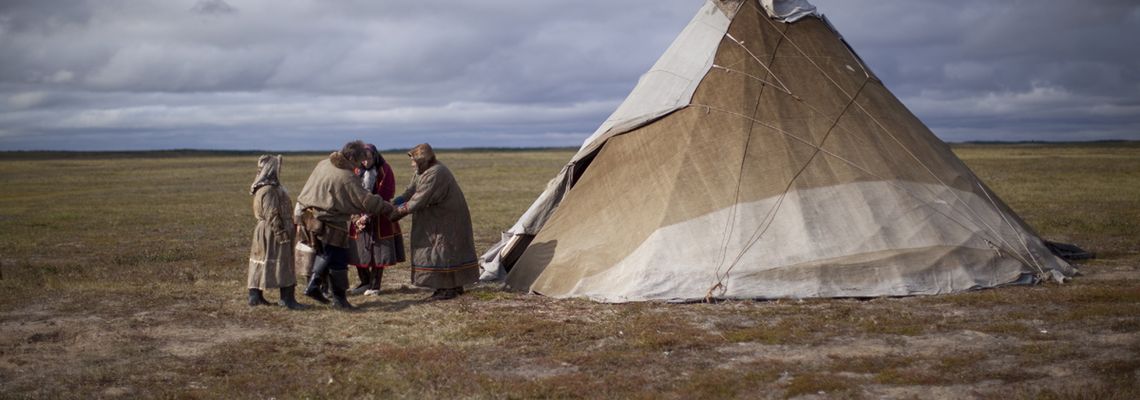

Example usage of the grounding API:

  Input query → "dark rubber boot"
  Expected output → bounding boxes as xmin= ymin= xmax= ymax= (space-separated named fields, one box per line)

xmin=350 ymin=267 xmax=371 ymax=296
xmin=322 ymin=275 xmax=332 ymax=299
xmin=438 ymin=288 xmax=459 ymax=300
xmin=303 ymin=261 xmax=331 ymax=304
xmin=278 ymin=285 xmax=307 ymax=310
xmin=329 ymin=269 xmax=355 ymax=310
xmin=364 ymin=268 xmax=383 ymax=296
xmin=427 ymin=288 xmax=453 ymax=301
xmin=248 ymin=288 xmax=272 ymax=306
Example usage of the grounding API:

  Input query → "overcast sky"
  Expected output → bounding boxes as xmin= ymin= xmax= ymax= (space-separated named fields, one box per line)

xmin=1 ymin=0 xmax=1137 ymax=151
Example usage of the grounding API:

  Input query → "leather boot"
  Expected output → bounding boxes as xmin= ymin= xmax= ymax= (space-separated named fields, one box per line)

xmin=303 ymin=260 xmax=331 ymax=304
xmin=364 ymin=268 xmax=383 ymax=296
xmin=329 ymin=269 xmax=355 ymax=310
xmin=278 ymin=285 xmax=307 ymax=310
xmin=248 ymin=288 xmax=271 ymax=306
xmin=350 ymin=267 xmax=371 ymax=296
xmin=437 ymin=288 xmax=459 ymax=300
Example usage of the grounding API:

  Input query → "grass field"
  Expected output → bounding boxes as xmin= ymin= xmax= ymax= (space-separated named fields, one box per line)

xmin=0 ymin=143 xmax=1137 ymax=399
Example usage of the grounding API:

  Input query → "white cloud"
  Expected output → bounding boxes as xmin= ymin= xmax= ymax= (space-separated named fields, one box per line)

xmin=942 ymin=62 xmax=993 ymax=83
xmin=6 ymin=91 xmax=50 ymax=110
xmin=906 ymin=83 xmax=1099 ymax=118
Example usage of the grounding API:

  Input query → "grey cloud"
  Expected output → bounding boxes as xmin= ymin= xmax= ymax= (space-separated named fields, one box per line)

xmin=1 ymin=0 xmax=1137 ymax=150
xmin=0 ymin=0 xmax=95 ymax=34
xmin=814 ymin=0 xmax=1140 ymax=140
xmin=190 ymin=0 xmax=237 ymax=16
xmin=3 ymin=1 xmax=688 ymax=98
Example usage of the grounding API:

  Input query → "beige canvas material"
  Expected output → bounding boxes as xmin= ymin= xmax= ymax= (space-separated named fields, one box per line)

xmin=400 ymin=161 xmax=479 ymax=289
xmin=521 ymin=181 xmax=1059 ymax=302
xmin=479 ymin=0 xmax=739 ymax=281
xmin=248 ymin=185 xmax=297 ymax=289
xmin=504 ymin=0 xmax=1073 ymax=302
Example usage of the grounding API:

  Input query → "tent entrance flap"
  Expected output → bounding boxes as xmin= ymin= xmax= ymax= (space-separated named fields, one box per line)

xmin=498 ymin=234 xmax=535 ymax=274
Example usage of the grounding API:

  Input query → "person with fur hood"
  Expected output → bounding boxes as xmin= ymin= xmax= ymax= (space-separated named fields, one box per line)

xmin=296 ymin=140 xmax=397 ymax=309
xmin=247 ymin=154 xmax=306 ymax=310
xmin=390 ymin=143 xmax=478 ymax=300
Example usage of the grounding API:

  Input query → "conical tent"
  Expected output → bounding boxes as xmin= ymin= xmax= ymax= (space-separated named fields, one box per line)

xmin=480 ymin=0 xmax=1076 ymax=302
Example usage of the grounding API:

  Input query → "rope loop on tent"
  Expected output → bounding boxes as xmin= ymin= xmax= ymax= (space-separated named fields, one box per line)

xmin=704 ymin=282 xmax=726 ymax=303
xmin=726 ymin=33 xmax=793 ymax=95
xmin=712 ymin=64 xmax=793 ymax=96
xmin=986 ymin=240 xmax=1002 ymax=258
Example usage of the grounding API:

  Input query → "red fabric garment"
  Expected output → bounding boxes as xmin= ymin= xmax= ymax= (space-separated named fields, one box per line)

xmin=374 ymin=162 xmax=402 ymax=239
xmin=348 ymin=160 xmax=405 ymax=269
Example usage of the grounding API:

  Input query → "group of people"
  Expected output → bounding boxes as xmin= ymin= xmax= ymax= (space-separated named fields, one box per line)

xmin=245 ymin=140 xmax=479 ymax=310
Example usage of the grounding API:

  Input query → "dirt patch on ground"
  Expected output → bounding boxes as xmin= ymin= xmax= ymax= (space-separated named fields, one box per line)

xmin=0 ymin=289 xmax=280 ymax=397
xmin=0 ymin=265 xmax=1137 ymax=398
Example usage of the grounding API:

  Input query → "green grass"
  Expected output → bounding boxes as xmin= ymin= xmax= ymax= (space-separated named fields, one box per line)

xmin=0 ymin=143 xmax=1138 ymax=399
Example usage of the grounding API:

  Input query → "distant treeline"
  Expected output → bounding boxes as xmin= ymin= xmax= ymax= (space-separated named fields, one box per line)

xmin=0 ymin=147 xmax=580 ymax=160
xmin=2 ymin=142 xmax=1137 ymax=160
xmin=953 ymin=140 xmax=1140 ymax=148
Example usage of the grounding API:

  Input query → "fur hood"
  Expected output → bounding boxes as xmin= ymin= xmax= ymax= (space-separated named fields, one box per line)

xmin=329 ymin=151 xmax=356 ymax=170
xmin=250 ymin=154 xmax=282 ymax=195
xmin=408 ymin=143 xmax=437 ymax=174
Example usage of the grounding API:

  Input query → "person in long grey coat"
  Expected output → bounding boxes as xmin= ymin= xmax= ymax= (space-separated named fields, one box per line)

xmin=247 ymin=154 xmax=305 ymax=310
xmin=391 ymin=143 xmax=478 ymax=300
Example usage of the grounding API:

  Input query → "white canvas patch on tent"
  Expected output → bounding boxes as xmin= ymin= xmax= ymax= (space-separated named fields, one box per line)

xmin=480 ymin=0 xmax=1077 ymax=303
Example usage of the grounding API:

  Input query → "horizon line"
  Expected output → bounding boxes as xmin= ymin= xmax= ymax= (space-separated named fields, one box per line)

xmin=2 ymin=139 xmax=1139 ymax=154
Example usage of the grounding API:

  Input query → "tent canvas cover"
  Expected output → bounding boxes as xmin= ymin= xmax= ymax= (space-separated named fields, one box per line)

xmin=480 ymin=0 xmax=1077 ymax=303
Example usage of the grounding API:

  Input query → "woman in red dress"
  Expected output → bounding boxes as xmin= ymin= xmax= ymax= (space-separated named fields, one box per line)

xmin=348 ymin=144 xmax=406 ymax=296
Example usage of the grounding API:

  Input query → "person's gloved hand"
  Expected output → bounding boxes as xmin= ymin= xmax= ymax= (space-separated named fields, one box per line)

xmin=390 ymin=206 xmax=409 ymax=222
xmin=393 ymin=196 xmax=406 ymax=206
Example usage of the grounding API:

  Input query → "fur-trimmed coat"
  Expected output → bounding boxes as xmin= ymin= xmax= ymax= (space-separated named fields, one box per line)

xmin=297 ymin=153 xmax=394 ymax=227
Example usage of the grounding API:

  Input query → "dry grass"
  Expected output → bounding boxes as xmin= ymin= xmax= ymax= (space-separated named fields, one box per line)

xmin=0 ymin=143 xmax=1138 ymax=399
